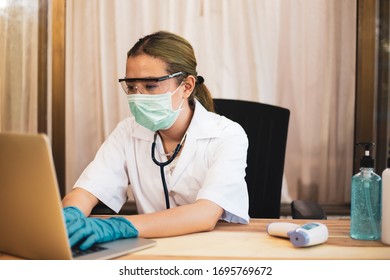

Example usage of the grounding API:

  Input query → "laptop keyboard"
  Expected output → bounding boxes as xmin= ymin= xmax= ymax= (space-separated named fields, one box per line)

xmin=71 ymin=244 xmax=108 ymax=258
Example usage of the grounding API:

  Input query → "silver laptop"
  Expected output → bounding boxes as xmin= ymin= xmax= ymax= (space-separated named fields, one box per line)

xmin=0 ymin=132 xmax=156 ymax=260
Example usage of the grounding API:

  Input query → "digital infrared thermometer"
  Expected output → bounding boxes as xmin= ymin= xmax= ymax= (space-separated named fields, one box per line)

xmin=267 ymin=222 xmax=329 ymax=247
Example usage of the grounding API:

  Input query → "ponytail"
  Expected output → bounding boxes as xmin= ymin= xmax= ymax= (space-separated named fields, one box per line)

xmin=189 ymin=77 xmax=214 ymax=112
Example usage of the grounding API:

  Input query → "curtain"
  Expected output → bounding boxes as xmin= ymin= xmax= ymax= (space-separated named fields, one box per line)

xmin=0 ymin=0 xmax=38 ymax=133
xmin=66 ymin=0 xmax=356 ymax=204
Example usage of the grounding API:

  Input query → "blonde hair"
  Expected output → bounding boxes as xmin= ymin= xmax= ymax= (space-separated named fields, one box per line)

xmin=127 ymin=31 xmax=214 ymax=112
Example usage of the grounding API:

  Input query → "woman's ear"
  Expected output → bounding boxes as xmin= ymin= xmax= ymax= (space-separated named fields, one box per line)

xmin=183 ymin=75 xmax=196 ymax=98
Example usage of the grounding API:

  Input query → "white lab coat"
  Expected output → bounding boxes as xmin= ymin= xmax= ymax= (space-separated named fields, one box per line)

xmin=75 ymin=100 xmax=249 ymax=223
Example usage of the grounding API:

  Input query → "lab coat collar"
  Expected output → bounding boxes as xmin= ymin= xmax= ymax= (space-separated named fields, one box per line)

xmin=131 ymin=120 xmax=155 ymax=142
xmin=186 ymin=99 xmax=221 ymax=140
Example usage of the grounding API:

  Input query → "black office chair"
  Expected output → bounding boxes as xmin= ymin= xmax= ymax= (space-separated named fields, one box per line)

xmin=213 ymin=98 xmax=289 ymax=218
xmin=213 ymin=98 xmax=326 ymax=219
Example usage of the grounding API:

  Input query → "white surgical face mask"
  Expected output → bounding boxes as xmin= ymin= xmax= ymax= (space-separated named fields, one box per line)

xmin=127 ymin=85 xmax=184 ymax=132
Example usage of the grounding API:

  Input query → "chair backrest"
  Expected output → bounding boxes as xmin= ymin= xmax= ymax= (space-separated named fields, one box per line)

xmin=213 ymin=99 xmax=290 ymax=218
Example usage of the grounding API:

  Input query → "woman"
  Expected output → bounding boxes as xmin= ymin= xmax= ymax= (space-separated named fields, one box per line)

xmin=62 ymin=31 xmax=249 ymax=250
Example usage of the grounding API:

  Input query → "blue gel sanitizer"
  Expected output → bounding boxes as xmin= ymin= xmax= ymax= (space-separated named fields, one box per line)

xmin=287 ymin=222 xmax=328 ymax=247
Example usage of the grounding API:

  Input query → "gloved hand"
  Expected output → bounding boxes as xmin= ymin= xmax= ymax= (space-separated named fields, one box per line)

xmin=63 ymin=206 xmax=85 ymax=223
xmin=66 ymin=215 xmax=139 ymax=250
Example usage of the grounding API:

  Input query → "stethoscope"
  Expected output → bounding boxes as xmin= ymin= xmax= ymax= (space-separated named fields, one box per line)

xmin=151 ymin=132 xmax=187 ymax=209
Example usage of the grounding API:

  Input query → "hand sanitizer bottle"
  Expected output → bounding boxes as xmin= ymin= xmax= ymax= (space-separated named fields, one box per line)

xmin=382 ymin=143 xmax=390 ymax=244
xmin=350 ymin=142 xmax=382 ymax=240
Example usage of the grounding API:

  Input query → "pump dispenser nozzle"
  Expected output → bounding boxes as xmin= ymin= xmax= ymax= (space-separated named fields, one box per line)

xmin=356 ymin=142 xmax=375 ymax=168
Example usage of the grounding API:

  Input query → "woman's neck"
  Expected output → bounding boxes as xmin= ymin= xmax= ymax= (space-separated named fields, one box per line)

xmin=158 ymin=103 xmax=194 ymax=151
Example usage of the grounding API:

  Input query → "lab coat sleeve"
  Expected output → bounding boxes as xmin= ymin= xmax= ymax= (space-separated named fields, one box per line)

xmin=196 ymin=119 xmax=250 ymax=223
xmin=74 ymin=119 xmax=131 ymax=213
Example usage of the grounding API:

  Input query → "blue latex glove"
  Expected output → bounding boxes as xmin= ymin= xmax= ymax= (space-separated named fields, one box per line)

xmin=66 ymin=215 xmax=138 ymax=250
xmin=63 ymin=206 xmax=85 ymax=223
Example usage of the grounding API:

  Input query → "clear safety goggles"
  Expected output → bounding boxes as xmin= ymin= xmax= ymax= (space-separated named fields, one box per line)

xmin=118 ymin=71 xmax=186 ymax=95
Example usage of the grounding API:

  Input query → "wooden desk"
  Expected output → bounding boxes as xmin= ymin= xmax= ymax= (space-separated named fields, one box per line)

xmin=115 ymin=218 xmax=390 ymax=260
xmin=0 ymin=218 xmax=389 ymax=260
